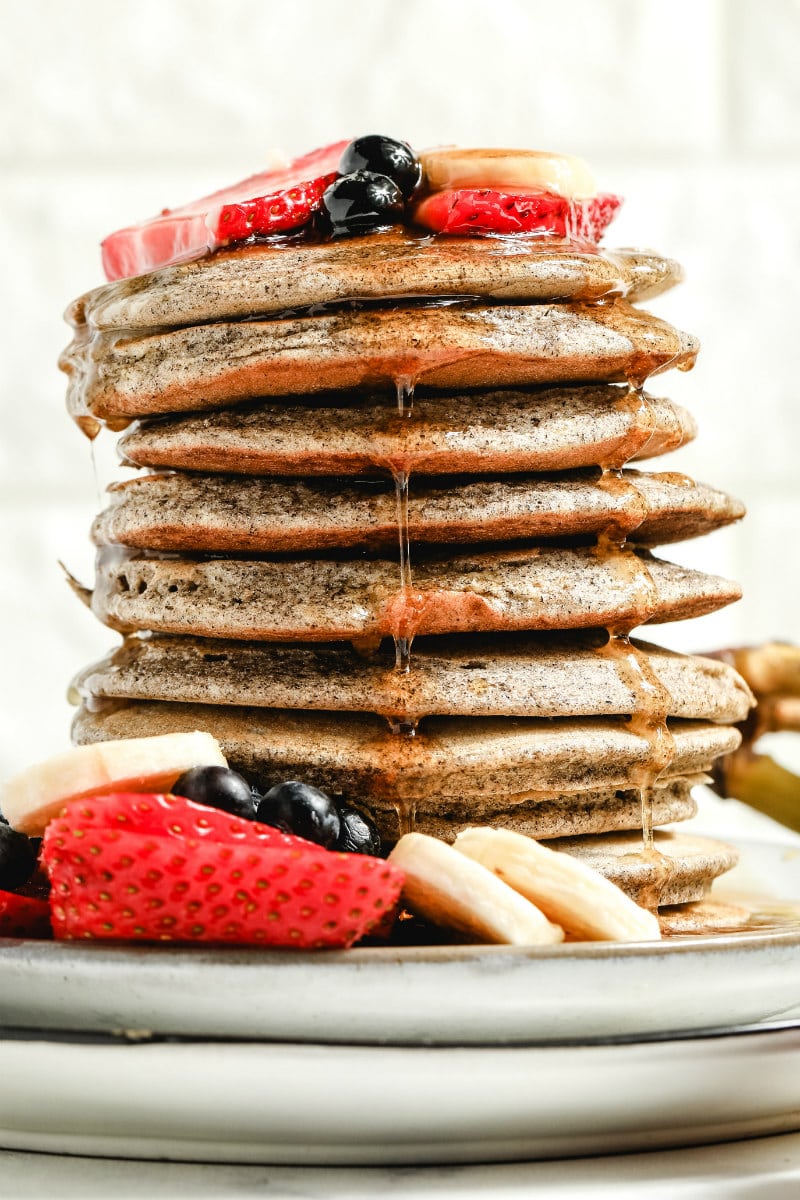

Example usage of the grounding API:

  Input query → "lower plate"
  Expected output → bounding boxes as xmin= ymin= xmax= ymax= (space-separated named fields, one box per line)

xmin=1 ymin=1022 xmax=800 ymax=1165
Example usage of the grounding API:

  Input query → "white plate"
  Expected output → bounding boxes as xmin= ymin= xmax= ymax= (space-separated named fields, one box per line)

xmin=0 ymin=838 xmax=799 ymax=1045
xmin=1 ymin=1022 xmax=800 ymax=1164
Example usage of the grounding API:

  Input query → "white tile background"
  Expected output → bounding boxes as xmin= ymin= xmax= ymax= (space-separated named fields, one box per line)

xmin=1 ymin=0 xmax=798 ymax=776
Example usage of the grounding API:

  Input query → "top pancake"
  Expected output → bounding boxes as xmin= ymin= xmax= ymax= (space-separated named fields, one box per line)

xmin=68 ymin=231 xmax=683 ymax=332
xmin=62 ymin=301 xmax=699 ymax=433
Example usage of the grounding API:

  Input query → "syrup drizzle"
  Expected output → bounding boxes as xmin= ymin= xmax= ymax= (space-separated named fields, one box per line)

xmin=393 ymin=377 xmax=416 ymax=673
xmin=391 ymin=376 xmax=418 ymax=833
xmin=591 ymin=379 xmax=678 ymax=904
xmin=89 ymin=437 xmax=103 ymax=509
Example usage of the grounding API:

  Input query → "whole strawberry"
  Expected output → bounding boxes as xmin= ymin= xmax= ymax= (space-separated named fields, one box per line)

xmin=42 ymin=794 xmax=403 ymax=949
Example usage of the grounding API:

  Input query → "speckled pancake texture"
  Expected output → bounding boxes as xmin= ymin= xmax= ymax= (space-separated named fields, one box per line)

xmin=62 ymin=219 xmax=750 ymax=916
xmin=63 ymin=300 xmax=699 ymax=429
xmin=90 ymin=547 xmax=741 ymax=641
xmin=119 ymin=388 xmax=697 ymax=477
xmin=70 ymin=233 xmax=683 ymax=331
xmin=71 ymin=701 xmax=740 ymax=806
xmin=92 ymin=469 xmax=744 ymax=554
xmin=73 ymin=633 xmax=753 ymax=724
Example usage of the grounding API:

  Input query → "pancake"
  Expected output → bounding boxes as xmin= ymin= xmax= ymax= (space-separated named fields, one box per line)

xmin=91 ymin=546 xmax=742 ymax=641
xmin=119 ymin=388 xmax=697 ymax=477
xmin=71 ymin=701 xmax=741 ymax=804
xmin=73 ymin=633 xmax=754 ymax=724
xmin=379 ymin=780 xmax=700 ymax=843
xmin=550 ymin=831 xmax=739 ymax=906
xmin=69 ymin=233 xmax=683 ymax=331
xmin=63 ymin=300 xmax=699 ymax=431
xmin=91 ymin=469 xmax=744 ymax=554
xmin=658 ymin=901 xmax=753 ymax=936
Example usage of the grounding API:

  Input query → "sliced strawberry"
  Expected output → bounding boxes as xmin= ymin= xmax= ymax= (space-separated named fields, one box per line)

xmin=61 ymin=791 xmax=307 ymax=851
xmin=413 ymin=188 xmax=622 ymax=242
xmin=0 ymin=889 xmax=52 ymax=939
xmin=100 ymin=140 xmax=349 ymax=282
xmin=42 ymin=795 xmax=403 ymax=949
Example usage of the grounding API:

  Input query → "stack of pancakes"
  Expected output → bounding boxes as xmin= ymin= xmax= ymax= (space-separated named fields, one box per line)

xmin=62 ymin=230 xmax=753 ymax=913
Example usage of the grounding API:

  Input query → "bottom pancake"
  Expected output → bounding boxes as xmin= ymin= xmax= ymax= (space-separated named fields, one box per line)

xmin=551 ymin=831 xmax=739 ymax=906
xmin=658 ymin=900 xmax=753 ymax=936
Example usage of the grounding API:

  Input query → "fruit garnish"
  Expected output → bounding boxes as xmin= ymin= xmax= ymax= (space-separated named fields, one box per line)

xmin=335 ymin=806 xmax=381 ymax=856
xmin=339 ymin=135 xmax=421 ymax=199
xmin=100 ymin=140 xmax=348 ymax=281
xmin=0 ymin=823 xmax=39 ymax=891
xmin=453 ymin=827 xmax=661 ymax=942
xmin=420 ymin=148 xmax=598 ymax=198
xmin=255 ymin=780 xmax=341 ymax=849
xmin=0 ymin=890 xmax=51 ymax=939
xmin=412 ymin=189 xmax=622 ymax=241
xmin=42 ymin=793 xmax=404 ymax=948
xmin=172 ymin=765 xmax=255 ymax=820
xmin=43 ymin=792 xmax=303 ymax=849
xmin=388 ymin=832 xmax=564 ymax=945
xmin=321 ymin=171 xmax=405 ymax=237
xmin=0 ymin=732 xmax=227 ymax=836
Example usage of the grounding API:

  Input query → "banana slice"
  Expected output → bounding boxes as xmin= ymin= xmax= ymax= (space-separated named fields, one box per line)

xmin=420 ymin=148 xmax=597 ymax=199
xmin=1 ymin=732 xmax=227 ymax=835
xmin=388 ymin=831 xmax=564 ymax=945
xmin=454 ymin=827 xmax=660 ymax=943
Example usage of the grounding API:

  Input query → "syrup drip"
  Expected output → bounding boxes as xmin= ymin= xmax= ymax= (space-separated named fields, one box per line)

xmin=392 ymin=376 xmax=416 ymax=674
xmin=609 ymin=385 xmax=660 ymax=469
xmin=89 ymin=437 xmax=103 ymax=509
xmin=393 ymin=467 xmax=413 ymax=673
xmin=593 ymin=397 xmax=677 ymax=900
xmin=596 ymin=635 xmax=675 ymax=854
xmin=391 ymin=376 xmax=420 ymax=833
xmin=387 ymin=715 xmax=419 ymax=835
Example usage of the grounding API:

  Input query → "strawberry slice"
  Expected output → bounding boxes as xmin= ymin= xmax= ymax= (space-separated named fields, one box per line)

xmin=42 ymin=794 xmax=403 ymax=948
xmin=0 ymin=889 xmax=52 ymax=939
xmin=101 ymin=140 xmax=349 ymax=282
xmin=413 ymin=188 xmax=622 ymax=242
xmin=65 ymin=791 xmax=306 ymax=850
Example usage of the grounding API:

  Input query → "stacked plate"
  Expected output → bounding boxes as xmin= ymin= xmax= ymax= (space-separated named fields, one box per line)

xmin=62 ymin=228 xmax=752 ymax=912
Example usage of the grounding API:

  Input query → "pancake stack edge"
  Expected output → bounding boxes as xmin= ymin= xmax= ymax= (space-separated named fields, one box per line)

xmin=62 ymin=230 xmax=753 ymax=914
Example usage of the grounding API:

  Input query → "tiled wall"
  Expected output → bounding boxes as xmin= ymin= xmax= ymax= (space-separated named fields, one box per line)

xmin=1 ymin=0 xmax=798 ymax=775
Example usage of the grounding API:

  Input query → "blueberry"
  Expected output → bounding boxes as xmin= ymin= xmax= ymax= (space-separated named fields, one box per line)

xmin=335 ymin=806 xmax=381 ymax=856
xmin=0 ymin=825 xmax=38 ymax=892
xmin=171 ymin=765 xmax=256 ymax=820
xmin=255 ymin=780 xmax=341 ymax=848
xmin=339 ymin=135 xmax=421 ymax=200
xmin=321 ymin=171 xmax=404 ymax=237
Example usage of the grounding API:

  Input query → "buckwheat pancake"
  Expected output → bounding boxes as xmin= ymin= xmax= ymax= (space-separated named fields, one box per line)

xmin=657 ymin=901 xmax=753 ymax=936
xmin=549 ymin=831 xmax=739 ymax=906
xmin=73 ymin=633 xmax=754 ymax=724
xmin=70 ymin=233 xmax=683 ymax=332
xmin=92 ymin=469 xmax=744 ymax=554
xmin=382 ymin=780 xmax=701 ymax=843
xmin=71 ymin=701 xmax=740 ymax=806
xmin=119 ymin=388 xmax=697 ymax=477
xmin=91 ymin=547 xmax=741 ymax=641
xmin=63 ymin=301 xmax=699 ymax=432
